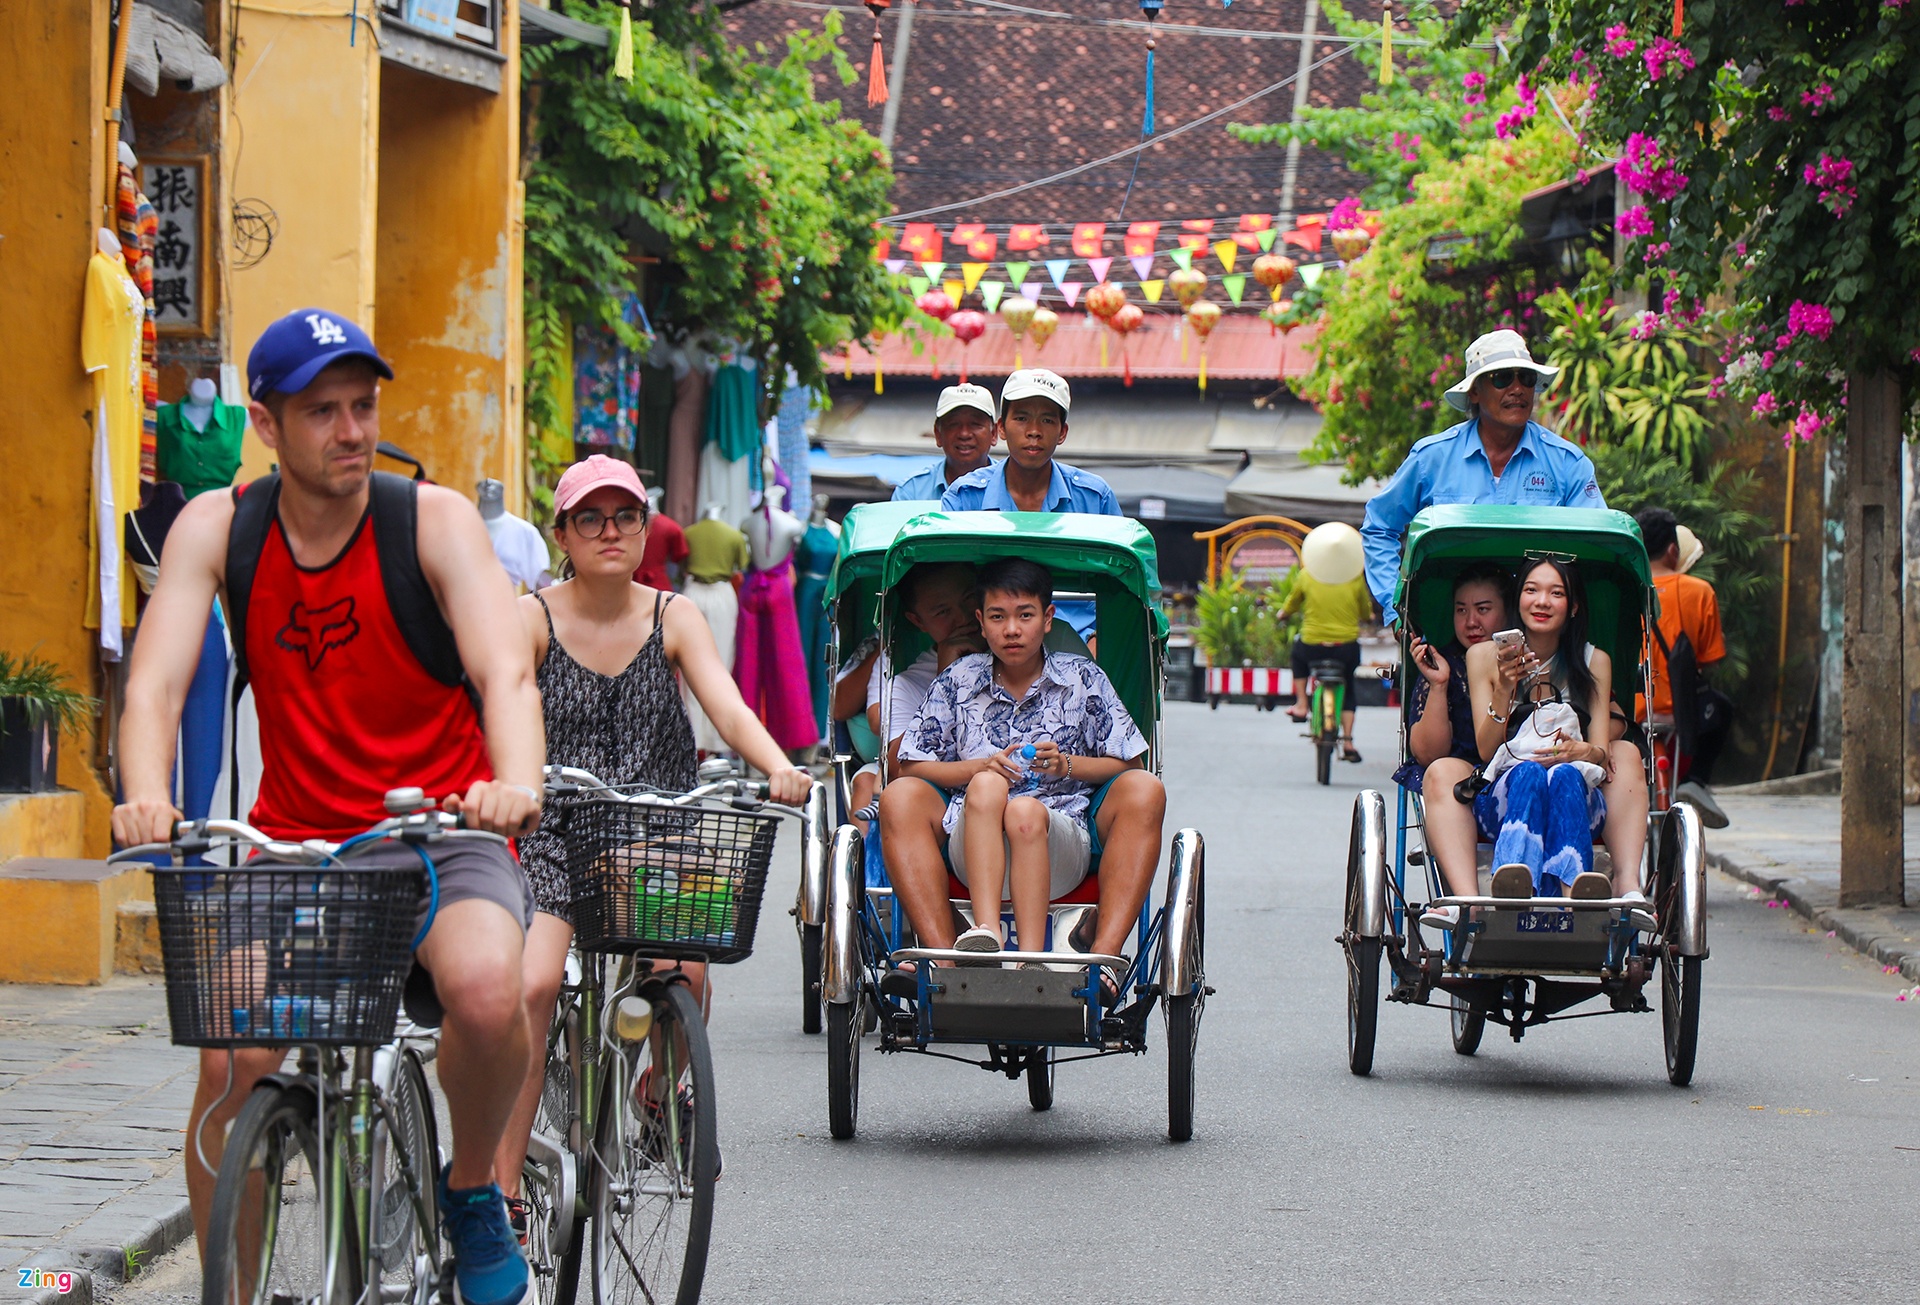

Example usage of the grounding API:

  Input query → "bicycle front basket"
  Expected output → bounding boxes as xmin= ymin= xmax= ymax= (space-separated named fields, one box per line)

xmin=564 ymin=799 xmax=780 ymax=963
xmin=151 ymin=863 xmax=423 ymax=1048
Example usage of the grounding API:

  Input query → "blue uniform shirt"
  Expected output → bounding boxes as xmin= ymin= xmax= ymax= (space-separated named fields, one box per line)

xmin=1361 ymin=418 xmax=1605 ymax=621
xmin=891 ymin=457 xmax=998 ymax=503
xmin=940 ymin=459 xmax=1122 ymax=639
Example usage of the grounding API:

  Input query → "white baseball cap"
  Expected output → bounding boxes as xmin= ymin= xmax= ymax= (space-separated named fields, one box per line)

xmin=1442 ymin=329 xmax=1560 ymax=412
xmin=999 ymin=368 xmax=1072 ymax=416
xmin=934 ymin=383 xmax=996 ymax=422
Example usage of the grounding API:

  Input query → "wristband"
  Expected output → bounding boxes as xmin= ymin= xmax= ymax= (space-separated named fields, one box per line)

xmin=509 ymin=783 xmax=543 ymax=806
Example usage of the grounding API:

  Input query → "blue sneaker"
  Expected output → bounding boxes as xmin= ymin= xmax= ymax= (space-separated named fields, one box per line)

xmin=438 ymin=1166 xmax=530 ymax=1305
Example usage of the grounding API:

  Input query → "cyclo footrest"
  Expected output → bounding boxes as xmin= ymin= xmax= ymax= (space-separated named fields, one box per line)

xmin=925 ymin=966 xmax=1091 ymax=1043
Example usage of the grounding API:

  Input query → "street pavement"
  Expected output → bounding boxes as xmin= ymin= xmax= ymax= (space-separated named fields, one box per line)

xmin=92 ymin=702 xmax=1920 ymax=1303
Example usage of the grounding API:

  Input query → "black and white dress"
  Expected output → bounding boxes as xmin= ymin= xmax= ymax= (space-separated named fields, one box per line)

xmin=520 ymin=590 xmax=699 ymax=922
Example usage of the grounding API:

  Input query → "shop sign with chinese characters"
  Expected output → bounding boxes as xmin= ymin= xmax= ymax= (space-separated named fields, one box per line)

xmin=141 ymin=156 xmax=211 ymax=335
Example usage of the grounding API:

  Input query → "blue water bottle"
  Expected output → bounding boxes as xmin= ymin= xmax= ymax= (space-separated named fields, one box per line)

xmin=1010 ymin=744 xmax=1040 ymax=795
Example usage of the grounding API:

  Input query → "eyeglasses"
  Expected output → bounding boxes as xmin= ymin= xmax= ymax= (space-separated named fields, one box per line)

xmin=1480 ymin=368 xmax=1539 ymax=392
xmin=567 ymin=506 xmax=648 ymax=537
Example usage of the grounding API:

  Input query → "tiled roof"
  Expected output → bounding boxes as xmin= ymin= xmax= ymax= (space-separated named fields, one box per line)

xmin=722 ymin=0 xmax=1372 ymax=227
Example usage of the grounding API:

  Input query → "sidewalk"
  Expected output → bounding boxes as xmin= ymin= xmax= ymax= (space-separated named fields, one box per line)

xmin=1708 ymin=792 xmax=1920 ymax=984
xmin=0 ymin=978 xmax=197 ymax=1305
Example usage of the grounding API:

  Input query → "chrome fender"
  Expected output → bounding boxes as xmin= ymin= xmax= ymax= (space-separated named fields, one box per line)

xmin=822 ymin=825 xmax=866 ymax=1005
xmin=1160 ymin=829 xmax=1205 ymax=999
xmin=1662 ymin=802 xmax=1708 ymax=958
xmin=1350 ymin=789 xmax=1389 ymax=940
xmin=795 ymin=784 xmax=832 ymax=929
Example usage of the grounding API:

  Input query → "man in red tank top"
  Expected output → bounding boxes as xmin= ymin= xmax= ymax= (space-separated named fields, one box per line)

xmin=113 ymin=310 xmax=544 ymax=1305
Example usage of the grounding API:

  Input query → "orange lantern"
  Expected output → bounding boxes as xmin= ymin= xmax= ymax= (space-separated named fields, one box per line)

xmin=1000 ymin=296 xmax=1037 ymax=369
xmin=1252 ymin=253 xmax=1296 ymax=299
xmin=1330 ymin=227 xmax=1373 ymax=260
xmin=1108 ymin=302 xmax=1145 ymax=386
xmin=948 ymin=309 xmax=987 ymax=383
xmin=1168 ymin=266 xmax=1208 ymax=307
xmin=1027 ymin=306 xmax=1060 ymax=355
xmin=1260 ymin=301 xmax=1288 ymax=337
xmin=1186 ymin=300 xmax=1222 ymax=392
xmin=1085 ymin=281 xmax=1127 ymax=322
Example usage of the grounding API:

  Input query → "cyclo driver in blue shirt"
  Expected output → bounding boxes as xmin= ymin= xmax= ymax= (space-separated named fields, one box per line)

xmin=1360 ymin=329 xmax=1648 ymax=900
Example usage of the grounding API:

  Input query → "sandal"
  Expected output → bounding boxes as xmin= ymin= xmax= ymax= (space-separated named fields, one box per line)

xmin=1341 ymin=741 xmax=1363 ymax=763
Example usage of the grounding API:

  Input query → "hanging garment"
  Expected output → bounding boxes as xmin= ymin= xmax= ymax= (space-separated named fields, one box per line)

xmin=155 ymin=399 xmax=245 ymax=499
xmin=696 ymin=435 xmax=755 ymax=529
xmin=637 ymin=360 xmax=675 ymax=483
xmin=116 ymin=163 xmax=159 ymax=482
xmin=682 ymin=516 xmax=749 ymax=584
xmin=793 ymin=520 xmax=838 ymax=734
xmin=681 ymin=578 xmax=739 ymax=753
xmin=734 ymin=557 xmax=819 ymax=751
xmin=572 ymin=317 xmax=641 ymax=451
xmin=634 ymin=511 xmax=687 ymax=590
xmin=83 ymin=249 xmax=146 ymax=651
xmin=664 ymin=361 xmax=706 ymax=526
xmin=776 ymin=381 xmax=813 ymax=510
xmin=705 ymin=360 xmax=762 ymax=462
xmin=485 ymin=511 xmax=553 ymax=591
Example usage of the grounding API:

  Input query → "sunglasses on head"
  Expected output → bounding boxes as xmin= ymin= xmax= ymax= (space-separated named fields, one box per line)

xmin=1479 ymin=368 xmax=1539 ymax=392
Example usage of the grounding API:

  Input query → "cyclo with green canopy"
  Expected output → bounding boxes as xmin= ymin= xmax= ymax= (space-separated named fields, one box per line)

xmin=807 ymin=506 xmax=1207 ymax=1141
xmin=1340 ymin=506 xmax=1708 ymax=1085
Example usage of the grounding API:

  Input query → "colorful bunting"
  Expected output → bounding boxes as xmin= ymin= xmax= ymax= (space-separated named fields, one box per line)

xmin=1256 ymin=229 xmax=1277 ymax=252
xmin=950 ymin=222 xmax=985 ymax=247
xmin=1177 ymin=234 xmax=1209 ymax=252
xmin=1018 ymin=282 xmax=1043 ymax=303
xmin=1223 ymin=274 xmax=1247 ymax=304
xmin=884 ymin=258 xmax=906 ymax=275
xmin=1285 ymin=226 xmax=1323 ymax=254
xmin=1071 ymin=223 xmax=1107 ymax=257
xmin=1009 ymin=224 xmax=1048 ymax=251
xmin=1088 ymin=256 xmax=1114 ymax=283
xmin=1129 ymin=254 xmax=1154 ymax=280
xmin=1045 ymin=259 xmax=1072 ymax=288
xmin=1213 ymin=241 xmax=1239 ymax=273
xmin=901 ymin=223 xmax=940 ymax=257
xmin=1237 ymin=213 xmax=1274 ymax=233
xmin=1298 ymin=262 xmax=1326 ymax=288
xmin=907 ymin=275 xmax=931 ymax=297
xmin=1058 ymin=281 xmax=1084 ymax=307
xmin=872 ymin=236 xmax=891 ymax=262
xmin=942 ymin=279 xmax=964 ymax=308
xmin=962 ymin=262 xmax=989 ymax=293
xmin=980 ymin=281 xmax=1007 ymax=312
xmin=1181 ymin=218 xmax=1216 ymax=234
xmin=1006 ymin=261 xmax=1031 ymax=286
xmin=921 ymin=260 xmax=946 ymax=281
xmin=967 ymin=232 xmax=999 ymax=260
xmin=1124 ymin=221 xmax=1162 ymax=257
xmin=1170 ymin=246 xmax=1194 ymax=271
xmin=1141 ymin=279 xmax=1165 ymax=303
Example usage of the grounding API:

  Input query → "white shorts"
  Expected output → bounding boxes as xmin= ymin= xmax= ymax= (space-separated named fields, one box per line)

xmin=948 ymin=802 xmax=1091 ymax=901
xmin=854 ymin=761 xmax=879 ymax=782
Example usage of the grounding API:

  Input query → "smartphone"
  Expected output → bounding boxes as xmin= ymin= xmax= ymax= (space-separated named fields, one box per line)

xmin=1491 ymin=628 xmax=1526 ymax=652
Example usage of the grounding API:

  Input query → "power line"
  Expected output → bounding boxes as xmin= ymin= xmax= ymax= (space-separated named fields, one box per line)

xmin=766 ymin=0 xmax=1495 ymax=46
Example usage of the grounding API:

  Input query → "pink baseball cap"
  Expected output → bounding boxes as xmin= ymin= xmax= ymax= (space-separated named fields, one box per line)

xmin=554 ymin=455 xmax=648 ymax=514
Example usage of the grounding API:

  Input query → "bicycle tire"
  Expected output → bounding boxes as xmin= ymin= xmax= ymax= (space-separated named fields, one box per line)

xmin=825 ymin=995 xmax=862 ymax=1141
xmin=1165 ymin=993 xmax=1199 ymax=1141
xmin=203 ymin=1081 xmax=348 ymax=1305
xmin=1450 ymin=994 xmax=1486 ymax=1056
xmin=368 ymin=1049 xmax=442 ymax=1305
xmin=1662 ymin=953 xmax=1702 ymax=1087
xmin=1316 ymin=738 xmax=1334 ymax=786
xmin=1025 ymin=1048 xmax=1054 ymax=1112
xmin=527 ymin=996 xmax=584 ymax=1305
xmin=589 ymin=981 xmax=716 ymax=1305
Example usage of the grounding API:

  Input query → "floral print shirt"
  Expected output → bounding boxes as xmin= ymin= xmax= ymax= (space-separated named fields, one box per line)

xmin=899 ymin=651 xmax=1148 ymax=833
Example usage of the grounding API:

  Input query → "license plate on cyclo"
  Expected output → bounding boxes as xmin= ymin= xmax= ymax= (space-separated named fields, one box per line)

xmin=1515 ymin=911 xmax=1575 ymax=933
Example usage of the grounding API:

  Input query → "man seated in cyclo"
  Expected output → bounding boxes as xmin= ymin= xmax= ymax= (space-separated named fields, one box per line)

xmin=112 ymin=311 xmax=542 ymax=1305
xmin=841 ymin=562 xmax=988 ymax=832
xmin=878 ymin=559 xmax=1167 ymax=1003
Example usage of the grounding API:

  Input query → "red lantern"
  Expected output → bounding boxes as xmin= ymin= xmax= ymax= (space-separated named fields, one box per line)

xmin=916 ymin=289 xmax=954 ymax=322
xmin=1252 ymin=253 xmax=1296 ymax=296
xmin=1108 ymin=302 xmax=1145 ymax=386
xmin=948 ymin=309 xmax=987 ymax=383
xmin=1085 ymin=281 xmax=1127 ymax=322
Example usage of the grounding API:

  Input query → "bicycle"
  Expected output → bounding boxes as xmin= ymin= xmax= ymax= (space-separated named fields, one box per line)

xmin=517 ymin=766 xmax=807 ymax=1305
xmin=1304 ymin=657 xmax=1351 ymax=786
xmin=111 ymin=788 xmax=496 ymax=1305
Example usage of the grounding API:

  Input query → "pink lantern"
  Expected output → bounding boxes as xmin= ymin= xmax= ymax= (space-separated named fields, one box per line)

xmin=948 ymin=309 xmax=987 ymax=383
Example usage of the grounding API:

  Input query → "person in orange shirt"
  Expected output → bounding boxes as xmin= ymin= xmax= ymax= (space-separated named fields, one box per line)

xmin=1636 ymin=507 xmax=1730 ymax=828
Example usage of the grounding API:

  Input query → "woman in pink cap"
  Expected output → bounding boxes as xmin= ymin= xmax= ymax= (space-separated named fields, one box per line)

xmin=493 ymin=454 xmax=810 ymax=1228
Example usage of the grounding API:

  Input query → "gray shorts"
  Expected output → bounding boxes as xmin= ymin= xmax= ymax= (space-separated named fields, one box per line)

xmin=337 ymin=837 xmax=535 ymax=934
xmin=948 ymin=802 xmax=1091 ymax=901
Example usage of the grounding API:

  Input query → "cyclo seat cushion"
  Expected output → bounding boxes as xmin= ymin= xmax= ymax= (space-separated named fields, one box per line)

xmin=946 ymin=871 xmax=1102 ymax=905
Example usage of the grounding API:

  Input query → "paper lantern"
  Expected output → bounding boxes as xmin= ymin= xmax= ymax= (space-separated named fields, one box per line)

xmin=948 ymin=309 xmax=987 ymax=383
xmin=1252 ymin=253 xmax=1296 ymax=290
xmin=1108 ymin=302 xmax=1145 ymax=387
xmin=1000 ymin=296 xmax=1037 ymax=370
xmin=1330 ymin=227 xmax=1373 ymax=260
xmin=916 ymin=289 xmax=954 ymax=322
xmin=1260 ymin=301 xmax=1289 ymax=337
xmin=1302 ymin=522 xmax=1365 ymax=586
xmin=1085 ymin=281 xmax=1127 ymax=321
xmin=1186 ymin=300 xmax=1221 ymax=393
xmin=1168 ymin=267 xmax=1208 ymax=308
xmin=864 ymin=0 xmax=892 ymax=108
xmin=1027 ymin=306 xmax=1059 ymax=354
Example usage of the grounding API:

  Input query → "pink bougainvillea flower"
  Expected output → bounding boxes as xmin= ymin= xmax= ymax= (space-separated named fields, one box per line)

xmin=1804 ymin=153 xmax=1857 ymax=216
xmin=1644 ymin=241 xmax=1672 ymax=263
xmin=1706 ymin=377 xmax=1727 ymax=399
xmin=1801 ymin=82 xmax=1835 ymax=112
xmin=1787 ymin=300 xmax=1835 ymax=341
xmin=1767 ymin=106 xmax=1791 ymax=122
xmin=1643 ymin=37 xmax=1697 ymax=82
xmin=1752 ymin=391 xmax=1780 ymax=418
xmin=1761 ymin=350 xmax=1777 ymax=369
xmin=1629 ymin=311 xmax=1664 ymax=340
xmin=1604 ymin=23 xmax=1637 ymax=57
xmin=1328 ymin=196 xmax=1362 ymax=230
xmin=1619 ymin=133 xmax=1688 ymax=201
xmin=1793 ymin=408 xmax=1823 ymax=442
xmin=1617 ymin=204 xmax=1655 ymax=237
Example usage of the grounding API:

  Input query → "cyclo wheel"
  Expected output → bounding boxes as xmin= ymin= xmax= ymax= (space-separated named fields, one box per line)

xmin=367 ymin=1049 xmax=442 ymax=1305
xmin=525 ymin=999 xmax=584 ymax=1305
xmin=799 ymin=922 xmax=824 ymax=1036
xmin=1165 ymin=993 xmax=1199 ymax=1141
xmin=203 ymin=1081 xmax=345 ymax=1305
xmin=590 ymin=981 xmax=716 ymax=1305
xmin=1343 ymin=811 xmax=1381 ymax=1077
xmin=826 ymin=989 xmax=863 ymax=1141
xmin=1661 ymin=954 xmax=1702 ymax=1087
xmin=1450 ymin=995 xmax=1485 ymax=1056
xmin=1025 ymin=1048 xmax=1055 ymax=1111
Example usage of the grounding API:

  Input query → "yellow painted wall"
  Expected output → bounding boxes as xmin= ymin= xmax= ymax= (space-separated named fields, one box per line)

xmin=0 ymin=0 xmax=115 ymax=857
xmin=227 ymin=0 xmax=382 ymax=481
xmin=375 ymin=14 xmax=525 ymax=510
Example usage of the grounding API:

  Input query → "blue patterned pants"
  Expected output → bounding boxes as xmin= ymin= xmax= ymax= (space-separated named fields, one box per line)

xmin=1473 ymin=760 xmax=1606 ymax=896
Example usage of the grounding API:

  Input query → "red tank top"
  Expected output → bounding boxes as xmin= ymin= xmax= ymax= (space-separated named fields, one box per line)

xmin=244 ymin=508 xmax=492 ymax=840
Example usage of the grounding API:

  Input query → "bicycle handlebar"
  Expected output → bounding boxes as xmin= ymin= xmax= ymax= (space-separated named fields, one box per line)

xmin=107 ymin=806 xmax=506 ymax=867
xmin=541 ymin=764 xmax=806 ymax=821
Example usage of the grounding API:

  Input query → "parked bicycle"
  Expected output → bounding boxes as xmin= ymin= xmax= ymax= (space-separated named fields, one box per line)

xmin=517 ymin=765 xmax=808 ymax=1305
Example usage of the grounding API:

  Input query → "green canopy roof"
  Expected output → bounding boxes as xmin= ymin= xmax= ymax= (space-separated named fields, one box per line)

xmin=877 ymin=511 xmax=1163 ymax=603
xmin=825 ymin=501 xmax=939 ymax=602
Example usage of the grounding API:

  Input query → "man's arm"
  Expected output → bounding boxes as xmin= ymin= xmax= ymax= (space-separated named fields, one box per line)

xmin=1561 ymin=451 xmax=1606 ymax=509
xmin=415 ymin=486 xmax=545 ymax=835
xmin=1361 ymin=452 xmax=1425 ymax=620
xmin=112 ymin=492 xmax=233 ymax=846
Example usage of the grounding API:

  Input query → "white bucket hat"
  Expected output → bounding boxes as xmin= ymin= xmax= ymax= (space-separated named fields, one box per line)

xmin=1443 ymin=329 xmax=1560 ymax=413
xmin=1000 ymin=367 xmax=1072 ymax=416
xmin=934 ymin=383 xmax=997 ymax=421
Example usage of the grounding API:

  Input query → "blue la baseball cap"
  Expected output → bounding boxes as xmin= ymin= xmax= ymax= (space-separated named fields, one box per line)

xmin=246 ymin=308 xmax=394 ymax=400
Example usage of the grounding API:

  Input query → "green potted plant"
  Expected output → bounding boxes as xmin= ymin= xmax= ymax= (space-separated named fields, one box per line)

xmin=0 ymin=652 xmax=97 ymax=793
xmin=1194 ymin=573 xmax=1296 ymax=709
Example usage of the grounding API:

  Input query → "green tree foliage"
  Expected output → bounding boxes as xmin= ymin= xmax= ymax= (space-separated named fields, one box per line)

xmin=1537 ymin=285 xmax=1715 ymax=467
xmin=1194 ymin=571 xmax=1298 ymax=668
xmin=522 ymin=3 xmax=910 ymax=499
xmin=1454 ymin=0 xmax=1920 ymax=436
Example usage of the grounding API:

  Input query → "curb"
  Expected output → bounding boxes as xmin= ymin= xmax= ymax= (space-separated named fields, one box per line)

xmin=1709 ymin=850 xmax=1920 ymax=985
xmin=18 ymin=1197 xmax=194 ymax=1305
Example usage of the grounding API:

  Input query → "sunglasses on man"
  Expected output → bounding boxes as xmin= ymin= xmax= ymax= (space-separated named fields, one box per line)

xmin=1478 ymin=368 xmax=1541 ymax=392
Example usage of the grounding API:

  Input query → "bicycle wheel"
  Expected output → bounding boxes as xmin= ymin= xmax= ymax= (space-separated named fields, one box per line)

xmin=1316 ymin=738 xmax=1334 ymax=786
xmin=1025 ymin=1048 xmax=1054 ymax=1112
xmin=1662 ymin=953 xmax=1702 ymax=1087
xmin=527 ymin=995 xmax=584 ymax=1305
xmin=1165 ymin=993 xmax=1199 ymax=1141
xmin=368 ymin=1049 xmax=441 ymax=1305
xmin=825 ymin=993 xmax=862 ymax=1141
xmin=590 ymin=982 xmax=716 ymax=1305
xmin=203 ymin=1082 xmax=347 ymax=1305
xmin=1450 ymin=994 xmax=1485 ymax=1056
